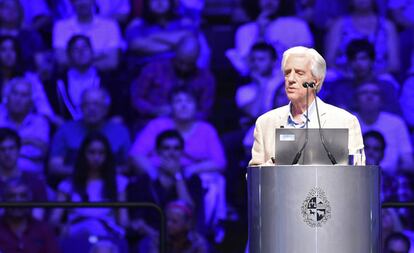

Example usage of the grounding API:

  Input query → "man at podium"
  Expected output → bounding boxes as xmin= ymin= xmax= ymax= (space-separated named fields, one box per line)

xmin=249 ymin=46 xmax=365 ymax=166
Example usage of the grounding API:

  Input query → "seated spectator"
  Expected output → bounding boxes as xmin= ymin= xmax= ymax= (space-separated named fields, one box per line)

xmin=55 ymin=34 xmax=103 ymax=120
xmin=139 ymin=200 xmax=209 ymax=253
xmin=130 ymin=34 xmax=215 ymax=127
xmin=127 ymin=130 xmax=203 ymax=237
xmin=0 ymin=77 xmax=50 ymax=174
xmin=226 ymin=0 xmax=314 ymax=76
xmin=382 ymin=208 xmax=405 ymax=251
xmin=363 ymin=130 xmax=386 ymax=166
xmin=0 ymin=0 xmax=46 ymax=70
xmin=0 ymin=127 xmax=48 ymax=203
xmin=125 ymin=0 xmax=210 ymax=67
xmin=50 ymin=132 xmax=129 ymax=237
xmin=52 ymin=0 xmax=122 ymax=71
xmin=354 ymin=81 xmax=414 ymax=172
xmin=395 ymin=171 xmax=414 ymax=230
xmin=384 ymin=232 xmax=411 ymax=253
xmin=322 ymin=38 xmax=401 ymax=115
xmin=48 ymin=87 xmax=130 ymax=179
xmin=0 ymin=178 xmax=61 ymax=253
xmin=129 ymin=87 xmax=227 ymax=234
xmin=235 ymin=42 xmax=283 ymax=127
xmin=0 ymin=36 xmax=57 ymax=123
xmin=324 ymin=0 xmax=400 ymax=76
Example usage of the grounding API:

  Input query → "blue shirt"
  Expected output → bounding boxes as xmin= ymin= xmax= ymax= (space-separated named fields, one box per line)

xmin=286 ymin=99 xmax=316 ymax=128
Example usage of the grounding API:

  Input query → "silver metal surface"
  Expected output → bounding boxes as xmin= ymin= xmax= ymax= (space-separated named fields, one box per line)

xmin=248 ymin=165 xmax=380 ymax=253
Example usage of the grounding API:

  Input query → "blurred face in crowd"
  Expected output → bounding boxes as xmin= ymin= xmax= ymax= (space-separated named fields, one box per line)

xmin=356 ymin=82 xmax=382 ymax=113
xmin=4 ymin=183 xmax=31 ymax=218
xmin=0 ymin=38 xmax=17 ymax=68
xmin=0 ymin=138 xmax=19 ymax=171
xmin=249 ymin=50 xmax=275 ymax=77
xmin=0 ymin=0 xmax=21 ymax=26
xmin=69 ymin=37 xmax=93 ymax=69
xmin=158 ymin=137 xmax=183 ymax=161
xmin=85 ymin=140 xmax=107 ymax=171
xmin=7 ymin=81 xmax=33 ymax=116
xmin=364 ymin=136 xmax=384 ymax=165
xmin=149 ymin=0 xmax=170 ymax=15
xmin=350 ymin=51 xmax=373 ymax=79
xmin=386 ymin=238 xmax=410 ymax=253
xmin=166 ymin=206 xmax=190 ymax=237
xmin=81 ymin=89 xmax=109 ymax=125
xmin=259 ymin=0 xmax=280 ymax=14
xmin=71 ymin=0 xmax=95 ymax=18
xmin=171 ymin=92 xmax=197 ymax=121
xmin=283 ymin=54 xmax=316 ymax=104
xmin=396 ymin=174 xmax=414 ymax=202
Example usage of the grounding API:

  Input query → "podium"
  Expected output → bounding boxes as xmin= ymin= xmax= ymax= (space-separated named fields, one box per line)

xmin=247 ymin=165 xmax=380 ymax=253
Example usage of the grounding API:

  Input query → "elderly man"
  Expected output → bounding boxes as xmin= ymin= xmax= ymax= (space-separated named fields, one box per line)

xmin=0 ymin=78 xmax=50 ymax=174
xmin=48 ymin=87 xmax=130 ymax=178
xmin=249 ymin=46 xmax=365 ymax=166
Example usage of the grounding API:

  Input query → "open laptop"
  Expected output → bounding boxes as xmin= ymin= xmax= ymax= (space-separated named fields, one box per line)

xmin=275 ymin=128 xmax=349 ymax=165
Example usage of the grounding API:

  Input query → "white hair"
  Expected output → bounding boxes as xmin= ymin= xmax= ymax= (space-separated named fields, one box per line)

xmin=281 ymin=46 xmax=326 ymax=92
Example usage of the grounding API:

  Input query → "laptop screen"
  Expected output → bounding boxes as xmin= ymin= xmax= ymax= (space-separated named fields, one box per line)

xmin=275 ymin=128 xmax=349 ymax=165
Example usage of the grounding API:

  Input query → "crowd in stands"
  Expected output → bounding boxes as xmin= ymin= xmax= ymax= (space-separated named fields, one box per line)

xmin=0 ymin=0 xmax=413 ymax=252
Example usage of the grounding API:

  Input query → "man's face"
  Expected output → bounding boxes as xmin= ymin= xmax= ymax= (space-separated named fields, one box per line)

xmin=0 ymin=138 xmax=19 ymax=171
xmin=350 ymin=52 xmax=373 ymax=79
xmin=364 ymin=136 xmax=384 ymax=165
xmin=81 ymin=90 xmax=108 ymax=125
xmin=171 ymin=92 xmax=196 ymax=121
xmin=356 ymin=83 xmax=382 ymax=112
xmin=283 ymin=54 xmax=316 ymax=103
xmin=158 ymin=138 xmax=183 ymax=161
xmin=166 ymin=208 xmax=189 ymax=236
xmin=0 ymin=39 xmax=16 ymax=68
xmin=7 ymin=82 xmax=32 ymax=115
xmin=69 ymin=38 xmax=93 ymax=68
xmin=249 ymin=50 xmax=274 ymax=76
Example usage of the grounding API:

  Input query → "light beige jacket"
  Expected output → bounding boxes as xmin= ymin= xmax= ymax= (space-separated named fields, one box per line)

xmin=249 ymin=98 xmax=365 ymax=166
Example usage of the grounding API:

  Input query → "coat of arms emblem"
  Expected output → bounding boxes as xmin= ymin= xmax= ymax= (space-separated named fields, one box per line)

xmin=301 ymin=187 xmax=331 ymax=227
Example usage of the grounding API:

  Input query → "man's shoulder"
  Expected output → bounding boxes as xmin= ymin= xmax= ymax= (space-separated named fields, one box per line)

xmin=321 ymin=100 xmax=358 ymax=120
xmin=255 ymin=105 xmax=290 ymax=128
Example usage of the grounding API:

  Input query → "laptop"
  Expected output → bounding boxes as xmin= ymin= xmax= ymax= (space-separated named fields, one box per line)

xmin=275 ymin=128 xmax=349 ymax=165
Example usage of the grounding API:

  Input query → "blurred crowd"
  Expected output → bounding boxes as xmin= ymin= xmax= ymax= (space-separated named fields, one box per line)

xmin=0 ymin=0 xmax=413 ymax=252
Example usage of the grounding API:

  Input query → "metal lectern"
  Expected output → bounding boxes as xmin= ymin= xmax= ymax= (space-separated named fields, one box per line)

xmin=247 ymin=165 xmax=380 ymax=253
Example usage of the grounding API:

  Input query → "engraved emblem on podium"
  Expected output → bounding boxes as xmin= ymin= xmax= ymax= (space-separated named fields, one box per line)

xmin=301 ymin=187 xmax=331 ymax=227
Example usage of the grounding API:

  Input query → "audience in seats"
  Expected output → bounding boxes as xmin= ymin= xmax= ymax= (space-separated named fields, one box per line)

xmin=54 ymin=34 xmax=103 ymax=120
xmin=0 ymin=178 xmax=61 ymax=253
xmin=322 ymin=38 xmax=401 ymax=115
xmin=226 ymin=0 xmax=314 ymax=76
xmin=0 ymin=77 xmax=50 ymax=174
xmin=129 ymin=87 xmax=227 ymax=235
xmin=0 ymin=127 xmax=48 ymax=220
xmin=125 ymin=0 xmax=210 ymax=67
xmin=127 ymin=129 xmax=204 ymax=247
xmin=324 ymin=0 xmax=400 ymax=77
xmin=0 ymin=0 xmax=47 ymax=70
xmin=139 ymin=199 xmax=209 ymax=253
xmin=0 ymin=37 xmax=57 ymax=123
xmin=130 ymin=34 xmax=215 ymax=128
xmin=50 ymin=132 xmax=129 ymax=237
xmin=52 ymin=0 xmax=122 ymax=71
xmin=354 ymin=81 xmax=413 ymax=172
xmin=48 ymin=87 xmax=130 ymax=179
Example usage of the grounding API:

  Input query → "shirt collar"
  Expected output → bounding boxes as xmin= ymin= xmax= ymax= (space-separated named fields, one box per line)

xmin=287 ymin=98 xmax=316 ymax=128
